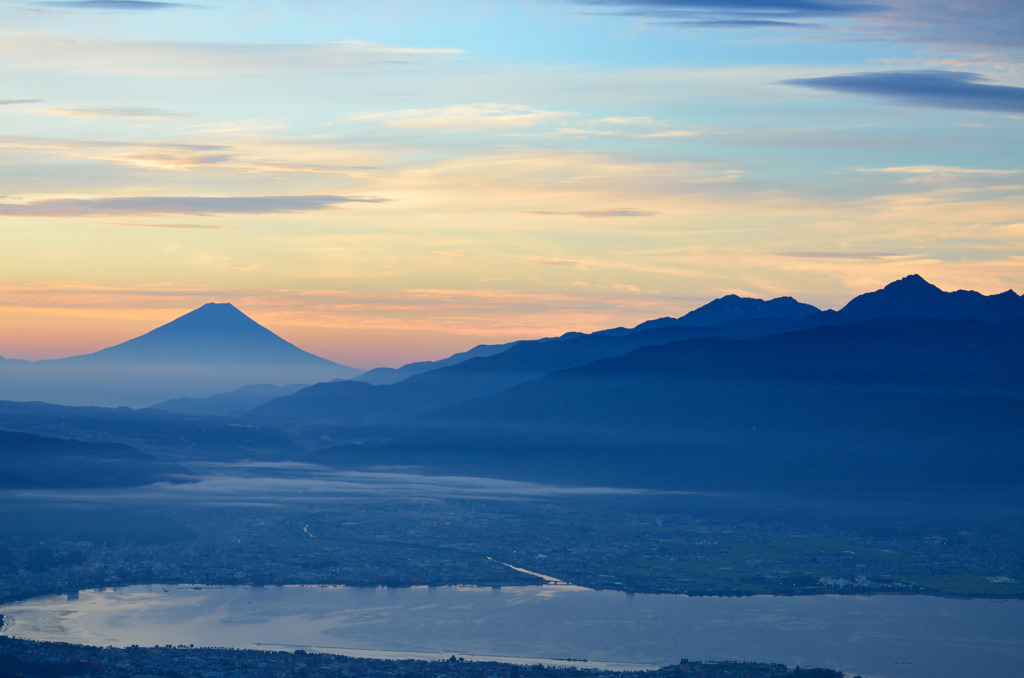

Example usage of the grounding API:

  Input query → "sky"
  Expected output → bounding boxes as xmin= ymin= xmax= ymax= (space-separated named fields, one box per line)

xmin=1 ymin=0 xmax=1022 ymax=368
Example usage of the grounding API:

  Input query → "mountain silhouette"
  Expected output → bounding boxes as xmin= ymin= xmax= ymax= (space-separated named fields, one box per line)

xmin=626 ymin=295 xmax=820 ymax=333
xmin=251 ymin=321 xmax=785 ymax=425
xmin=354 ymin=341 xmax=521 ymax=385
xmin=680 ymin=294 xmax=820 ymax=326
xmin=249 ymin=275 xmax=1024 ymax=495
xmin=150 ymin=382 xmax=309 ymax=416
xmin=836 ymin=274 xmax=1024 ymax=322
xmin=60 ymin=302 xmax=349 ymax=369
xmin=354 ymin=316 xmax=1024 ymax=493
xmin=0 ymin=303 xmax=361 ymax=407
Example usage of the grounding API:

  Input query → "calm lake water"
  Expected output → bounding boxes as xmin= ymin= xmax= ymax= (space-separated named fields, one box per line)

xmin=3 ymin=584 xmax=1023 ymax=678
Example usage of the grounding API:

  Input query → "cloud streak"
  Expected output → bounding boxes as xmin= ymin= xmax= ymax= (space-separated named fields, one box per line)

xmin=863 ymin=0 xmax=1024 ymax=50
xmin=0 ymin=133 xmax=378 ymax=174
xmin=39 ymin=106 xmax=186 ymax=119
xmin=349 ymin=103 xmax=566 ymax=130
xmin=32 ymin=1 xmax=193 ymax=10
xmin=569 ymin=0 xmax=882 ymax=25
xmin=0 ymin=195 xmax=386 ymax=217
xmin=783 ymin=70 xmax=1024 ymax=113
xmin=771 ymin=250 xmax=902 ymax=259
xmin=521 ymin=208 xmax=659 ymax=218
xmin=571 ymin=0 xmax=1024 ymax=52
xmin=0 ymin=37 xmax=463 ymax=77
xmin=105 ymin=221 xmax=235 ymax=230
xmin=856 ymin=165 xmax=1020 ymax=176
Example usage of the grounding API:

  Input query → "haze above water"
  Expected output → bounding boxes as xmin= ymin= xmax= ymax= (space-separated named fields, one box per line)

xmin=3 ymin=584 xmax=1024 ymax=678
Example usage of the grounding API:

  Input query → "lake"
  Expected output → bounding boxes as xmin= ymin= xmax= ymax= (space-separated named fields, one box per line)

xmin=3 ymin=583 xmax=1023 ymax=678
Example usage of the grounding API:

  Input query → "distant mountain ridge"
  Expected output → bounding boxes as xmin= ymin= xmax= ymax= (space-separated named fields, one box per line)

xmin=421 ymin=315 xmax=1024 ymax=491
xmin=624 ymin=294 xmax=820 ymax=333
xmin=253 ymin=274 xmax=1024 ymax=438
xmin=354 ymin=341 xmax=520 ymax=386
xmin=150 ymin=382 xmax=309 ymax=416
xmin=835 ymin=274 xmax=1024 ymax=323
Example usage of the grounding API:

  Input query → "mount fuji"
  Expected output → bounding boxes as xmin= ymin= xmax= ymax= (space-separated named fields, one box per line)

xmin=0 ymin=303 xmax=361 ymax=408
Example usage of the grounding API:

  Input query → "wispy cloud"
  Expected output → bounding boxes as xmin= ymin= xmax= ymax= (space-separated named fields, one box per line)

xmin=0 ymin=195 xmax=386 ymax=217
xmin=783 ymin=70 xmax=1024 ymax=113
xmin=0 ymin=134 xmax=232 ymax=171
xmin=568 ymin=0 xmax=882 ymax=26
xmin=104 ymin=221 xmax=235 ymax=230
xmin=0 ymin=133 xmax=378 ymax=174
xmin=771 ymin=250 xmax=902 ymax=259
xmin=636 ymin=129 xmax=698 ymax=138
xmin=856 ymin=165 xmax=1020 ymax=175
xmin=30 ymin=0 xmax=193 ymax=9
xmin=544 ymin=123 xmax=697 ymax=139
xmin=0 ymin=99 xmax=43 ymax=105
xmin=0 ymin=37 xmax=463 ymax=77
xmin=521 ymin=208 xmax=659 ymax=218
xmin=570 ymin=0 xmax=1024 ymax=53
xmin=39 ymin=105 xmax=186 ymax=119
xmin=862 ymin=0 xmax=1024 ymax=50
xmin=349 ymin=103 xmax=566 ymax=130
xmin=601 ymin=116 xmax=658 ymax=125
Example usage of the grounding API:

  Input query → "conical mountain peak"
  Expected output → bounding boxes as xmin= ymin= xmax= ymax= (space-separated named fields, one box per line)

xmin=10 ymin=303 xmax=362 ymax=407
xmin=166 ymin=302 xmax=262 ymax=328
xmin=65 ymin=303 xmax=347 ymax=371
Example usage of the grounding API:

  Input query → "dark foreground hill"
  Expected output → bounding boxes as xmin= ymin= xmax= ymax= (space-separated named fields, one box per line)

xmin=0 ymin=399 xmax=300 ymax=461
xmin=0 ymin=429 xmax=193 ymax=488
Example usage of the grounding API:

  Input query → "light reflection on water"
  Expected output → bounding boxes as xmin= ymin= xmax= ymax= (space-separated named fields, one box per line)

xmin=3 ymin=584 xmax=1024 ymax=678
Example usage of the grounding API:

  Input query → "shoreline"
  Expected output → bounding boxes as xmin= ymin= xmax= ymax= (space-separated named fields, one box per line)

xmin=0 ymin=635 xmax=846 ymax=678
xmin=5 ymin=584 xmax=1020 ymax=678
xmin=4 ymin=573 xmax=1024 ymax=610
